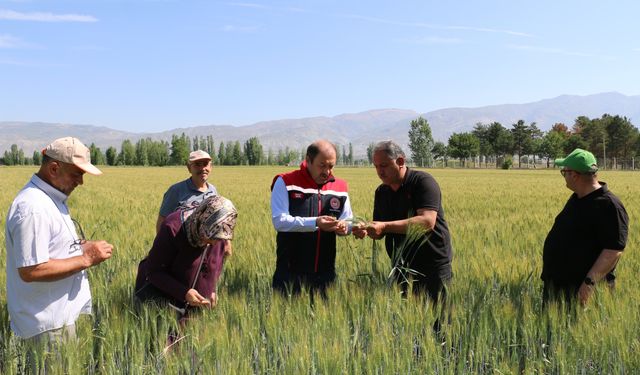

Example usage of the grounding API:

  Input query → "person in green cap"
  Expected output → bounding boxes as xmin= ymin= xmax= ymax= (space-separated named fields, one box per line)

xmin=541 ymin=148 xmax=629 ymax=305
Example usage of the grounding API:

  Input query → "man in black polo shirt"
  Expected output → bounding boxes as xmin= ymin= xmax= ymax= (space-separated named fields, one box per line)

xmin=353 ymin=140 xmax=453 ymax=304
xmin=542 ymin=148 xmax=628 ymax=305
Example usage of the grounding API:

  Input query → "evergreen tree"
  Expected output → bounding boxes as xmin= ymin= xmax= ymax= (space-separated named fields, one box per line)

xmin=276 ymin=148 xmax=285 ymax=165
xmin=217 ymin=142 xmax=226 ymax=165
xmin=135 ymin=139 xmax=149 ymax=166
xmin=206 ymin=136 xmax=217 ymax=164
xmin=232 ymin=141 xmax=243 ymax=165
xmin=224 ymin=141 xmax=234 ymax=165
xmin=472 ymin=123 xmax=493 ymax=167
xmin=118 ymin=139 xmax=136 ymax=165
xmin=487 ymin=123 xmax=514 ymax=168
xmin=366 ymin=143 xmax=375 ymax=164
xmin=341 ymin=145 xmax=347 ymax=166
xmin=32 ymin=150 xmax=42 ymax=165
xmin=528 ymin=123 xmax=544 ymax=165
xmin=4 ymin=144 xmax=25 ymax=165
xmin=289 ymin=148 xmax=300 ymax=164
xmin=267 ymin=148 xmax=274 ymax=165
xmin=539 ymin=131 xmax=565 ymax=167
xmin=244 ymin=137 xmax=264 ymax=165
xmin=431 ymin=141 xmax=448 ymax=166
xmin=89 ymin=143 xmax=106 ymax=165
xmin=17 ymin=144 xmax=25 ymax=165
xmin=562 ymin=134 xmax=588 ymax=154
xmin=447 ymin=132 xmax=480 ymax=167
xmin=408 ymin=117 xmax=434 ymax=167
xmin=170 ymin=134 xmax=190 ymax=165
xmin=603 ymin=114 xmax=637 ymax=164
xmin=206 ymin=136 xmax=213 ymax=154
xmin=510 ymin=120 xmax=534 ymax=168
xmin=348 ymin=143 xmax=353 ymax=165
xmin=148 ymin=139 xmax=170 ymax=166
xmin=185 ymin=133 xmax=192 ymax=152
xmin=106 ymin=147 xmax=118 ymax=166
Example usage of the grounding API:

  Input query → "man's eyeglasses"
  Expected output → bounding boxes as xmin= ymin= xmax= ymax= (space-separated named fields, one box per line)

xmin=69 ymin=218 xmax=87 ymax=252
xmin=560 ymin=169 xmax=595 ymax=177
xmin=560 ymin=169 xmax=588 ymax=177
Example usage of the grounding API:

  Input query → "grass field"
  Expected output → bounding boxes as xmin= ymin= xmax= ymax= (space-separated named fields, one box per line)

xmin=0 ymin=166 xmax=639 ymax=374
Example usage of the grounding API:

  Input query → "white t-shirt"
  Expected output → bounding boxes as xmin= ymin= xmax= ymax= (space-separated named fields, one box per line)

xmin=5 ymin=174 xmax=92 ymax=338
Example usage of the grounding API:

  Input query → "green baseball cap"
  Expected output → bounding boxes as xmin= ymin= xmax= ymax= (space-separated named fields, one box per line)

xmin=554 ymin=148 xmax=598 ymax=173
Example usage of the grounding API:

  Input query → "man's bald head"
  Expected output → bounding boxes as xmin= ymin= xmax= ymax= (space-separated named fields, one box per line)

xmin=305 ymin=140 xmax=337 ymax=185
xmin=306 ymin=140 xmax=337 ymax=163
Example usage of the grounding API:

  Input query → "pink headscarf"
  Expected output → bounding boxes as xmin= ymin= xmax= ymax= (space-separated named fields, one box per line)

xmin=183 ymin=196 xmax=238 ymax=248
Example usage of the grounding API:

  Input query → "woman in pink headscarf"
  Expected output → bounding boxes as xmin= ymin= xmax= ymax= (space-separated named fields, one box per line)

xmin=135 ymin=195 xmax=237 ymax=312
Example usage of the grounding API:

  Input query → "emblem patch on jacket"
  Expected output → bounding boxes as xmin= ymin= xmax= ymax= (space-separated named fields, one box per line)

xmin=330 ymin=197 xmax=341 ymax=210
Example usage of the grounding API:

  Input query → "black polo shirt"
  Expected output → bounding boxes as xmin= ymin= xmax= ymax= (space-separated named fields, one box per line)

xmin=373 ymin=168 xmax=453 ymax=278
xmin=541 ymin=182 xmax=628 ymax=287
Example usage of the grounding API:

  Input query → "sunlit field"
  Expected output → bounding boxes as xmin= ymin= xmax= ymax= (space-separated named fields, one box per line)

xmin=1 ymin=166 xmax=639 ymax=373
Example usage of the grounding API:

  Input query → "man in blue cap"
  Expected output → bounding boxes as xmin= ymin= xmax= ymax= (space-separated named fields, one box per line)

xmin=541 ymin=148 xmax=629 ymax=305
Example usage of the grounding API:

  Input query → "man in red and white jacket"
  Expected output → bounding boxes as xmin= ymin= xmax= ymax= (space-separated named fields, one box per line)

xmin=270 ymin=140 xmax=353 ymax=296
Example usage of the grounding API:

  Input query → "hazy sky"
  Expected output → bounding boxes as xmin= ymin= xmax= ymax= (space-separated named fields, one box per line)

xmin=1 ymin=0 xmax=639 ymax=132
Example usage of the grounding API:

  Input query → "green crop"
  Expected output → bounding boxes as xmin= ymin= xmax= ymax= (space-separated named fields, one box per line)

xmin=0 ymin=166 xmax=638 ymax=373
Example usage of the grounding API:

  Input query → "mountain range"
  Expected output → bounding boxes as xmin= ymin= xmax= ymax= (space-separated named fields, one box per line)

xmin=2 ymin=92 xmax=639 ymax=159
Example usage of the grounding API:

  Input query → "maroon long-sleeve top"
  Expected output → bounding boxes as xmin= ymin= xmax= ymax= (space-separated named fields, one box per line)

xmin=136 ymin=210 xmax=226 ymax=303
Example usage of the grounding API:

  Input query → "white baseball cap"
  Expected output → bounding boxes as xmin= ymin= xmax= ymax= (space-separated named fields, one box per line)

xmin=189 ymin=150 xmax=212 ymax=162
xmin=43 ymin=137 xmax=103 ymax=175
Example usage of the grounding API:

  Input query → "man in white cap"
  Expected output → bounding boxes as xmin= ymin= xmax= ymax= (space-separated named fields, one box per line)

xmin=156 ymin=150 xmax=218 ymax=232
xmin=4 ymin=137 xmax=114 ymax=343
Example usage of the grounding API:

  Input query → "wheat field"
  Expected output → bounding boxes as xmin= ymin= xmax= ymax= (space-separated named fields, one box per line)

xmin=0 ymin=166 xmax=638 ymax=374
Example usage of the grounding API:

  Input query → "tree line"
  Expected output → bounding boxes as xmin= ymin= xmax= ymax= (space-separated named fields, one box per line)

xmin=1 ymin=133 xmax=359 ymax=167
xmin=3 ymin=114 xmax=639 ymax=168
xmin=405 ymin=114 xmax=640 ymax=169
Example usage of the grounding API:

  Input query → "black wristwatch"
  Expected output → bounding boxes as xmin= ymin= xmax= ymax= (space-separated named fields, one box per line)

xmin=584 ymin=276 xmax=596 ymax=286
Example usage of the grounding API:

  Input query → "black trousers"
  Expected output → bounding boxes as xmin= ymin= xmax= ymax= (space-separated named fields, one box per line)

xmin=408 ymin=275 xmax=450 ymax=304
xmin=272 ymin=271 xmax=335 ymax=297
xmin=397 ymin=273 xmax=452 ymax=335
xmin=542 ymin=281 xmax=580 ymax=307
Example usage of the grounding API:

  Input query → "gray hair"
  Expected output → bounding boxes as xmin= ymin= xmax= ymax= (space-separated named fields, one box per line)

xmin=373 ymin=141 xmax=405 ymax=159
